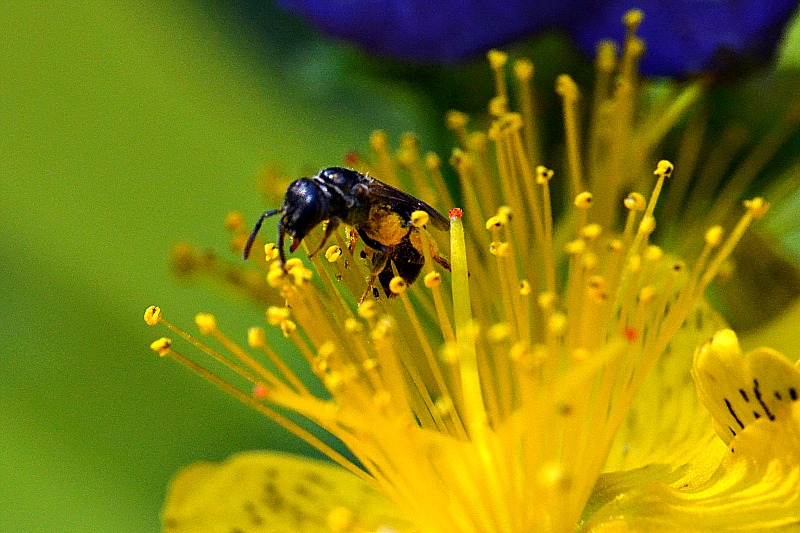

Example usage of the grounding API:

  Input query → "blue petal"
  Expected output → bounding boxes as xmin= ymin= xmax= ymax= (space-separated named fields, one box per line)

xmin=277 ymin=0 xmax=583 ymax=62
xmin=279 ymin=0 xmax=799 ymax=76
xmin=567 ymin=0 xmax=800 ymax=76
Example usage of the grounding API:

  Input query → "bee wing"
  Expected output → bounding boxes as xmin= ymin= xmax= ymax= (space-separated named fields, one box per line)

xmin=366 ymin=178 xmax=450 ymax=231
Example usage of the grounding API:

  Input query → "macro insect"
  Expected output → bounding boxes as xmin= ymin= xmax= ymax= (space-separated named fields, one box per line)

xmin=243 ymin=167 xmax=450 ymax=301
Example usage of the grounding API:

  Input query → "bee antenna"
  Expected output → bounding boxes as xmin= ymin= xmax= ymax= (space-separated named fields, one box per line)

xmin=243 ymin=209 xmax=280 ymax=259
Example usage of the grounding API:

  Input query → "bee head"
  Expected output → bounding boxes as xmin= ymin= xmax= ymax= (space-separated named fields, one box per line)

xmin=281 ymin=178 xmax=331 ymax=252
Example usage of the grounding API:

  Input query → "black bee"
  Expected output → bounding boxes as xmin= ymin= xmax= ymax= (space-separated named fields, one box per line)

xmin=243 ymin=167 xmax=450 ymax=300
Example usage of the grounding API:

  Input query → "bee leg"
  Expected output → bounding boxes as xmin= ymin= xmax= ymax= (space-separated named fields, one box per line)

xmin=433 ymin=252 xmax=451 ymax=272
xmin=356 ymin=228 xmax=388 ymax=253
xmin=359 ymin=251 xmax=390 ymax=304
xmin=307 ymin=218 xmax=340 ymax=258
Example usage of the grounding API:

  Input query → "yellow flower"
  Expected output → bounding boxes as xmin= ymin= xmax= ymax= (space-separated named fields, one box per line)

xmin=145 ymin=12 xmax=800 ymax=533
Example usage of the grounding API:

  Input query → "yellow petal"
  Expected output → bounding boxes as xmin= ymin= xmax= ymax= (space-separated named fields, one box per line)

xmin=581 ymin=402 xmax=800 ymax=532
xmin=604 ymin=301 xmax=727 ymax=473
xmin=692 ymin=329 xmax=800 ymax=444
xmin=162 ymin=451 xmax=409 ymax=533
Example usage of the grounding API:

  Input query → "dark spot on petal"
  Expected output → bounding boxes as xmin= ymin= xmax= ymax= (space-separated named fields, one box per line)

xmin=739 ymin=389 xmax=749 ymax=402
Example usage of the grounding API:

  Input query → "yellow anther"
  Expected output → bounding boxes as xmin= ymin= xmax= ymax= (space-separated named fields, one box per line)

xmin=627 ymin=255 xmax=642 ymax=272
xmin=487 ymin=49 xmax=508 ymax=69
xmin=344 ymin=318 xmax=363 ymax=334
xmin=581 ymin=223 xmax=602 ymax=241
xmin=362 ymin=358 xmax=378 ymax=372
xmin=449 ymin=149 xmax=474 ymax=171
xmin=424 ymin=152 xmax=441 ymax=170
xmin=574 ymin=191 xmax=593 ymax=209
xmin=312 ymin=355 xmax=328 ymax=374
xmin=519 ymin=280 xmax=532 ymax=296
xmin=445 ymin=110 xmax=469 ymax=130
xmin=639 ymin=286 xmax=658 ymax=303
xmin=588 ymin=275 xmax=606 ymax=291
xmin=564 ymin=239 xmax=586 ymax=255
xmin=144 ymin=306 xmax=161 ymax=326
xmin=509 ymin=342 xmax=530 ymax=362
xmin=317 ymin=341 xmax=336 ymax=359
xmin=358 ymin=300 xmax=377 ymax=319
xmin=283 ymin=257 xmax=303 ymax=270
xmin=424 ymin=271 xmax=442 ymax=288
xmin=654 ymin=159 xmax=674 ymax=179
xmin=369 ymin=130 xmax=389 ymax=151
xmin=570 ymin=348 xmax=589 ymax=363
xmin=434 ymin=397 xmax=453 ymax=416
xmin=540 ymin=462 xmax=570 ymax=491
xmin=267 ymin=306 xmax=291 ymax=325
xmin=555 ymin=74 xmax=579 ymax=100
xmin=607 ymin=239 xmax=623 ymax=253
xmin=324 ymin=372 xmax=344 ymax=394
xmin=411 ymin=210 xmax=430 ymax=228
xmin=370 ymin=317 xmax=393 ymax=340
xmin=744 ymin=197 xmax=770 ymax=219
xmin=467 ymin=131 xmax=488 ymax=150
xmin=536 ymin=166 xmax=554 ymax=184
xmin=373 ymin=390 xmax=392 ymax=413
xmin=440 ymin=342 xmax=460 ymax=364
xmin=389 ymin=276 xmax=408 ymax=295
xmin=705 ymin=226 xmax=724 ymax=247
xmin=280 ymin=320 xmax=296 ymax=338
xmin=638 ymin=215 xmax=656 ymax=235
xmin=150 ymin=337 xmax=172 ymax=357
xmin=489 ymin=96 xmax=508 ymax=117
xmin=264 ymin=243 xmax=280 ymax=261
xmin=503 ymin=112 xmax=523 ymax=130
xmin=324 ymin=245 xmax=343 ymax=263
xmin=487 ymin=322 xmax=511 ymax=343
xmin=489 ymin=241 xmax=511 ymax=257
xmin=195 ymin=313 xmax=217 ymax=334
xmin=497 ymin=206 xmax=513 ymax=220
xmin=624 ymin=192 xmax=646 ymax=211
xmin=266 ymin=267 xmax=285 ymax=287
xmin=247 ymin=327 xmax=266 ymax=348
xmin=644 ymin=245 xmax=663 ymax=262
xmin=486 ymin=215 xmax=505 ymax=231
xmin=582 ymin=252 xmax=598 ymax=271
xmin=623 ymin=8 xmax=644 ymax=30
xmin=223 ymin=211 xmax=245 ymax=232
xmin=596 ymin=41 xmax=618 ymax=72
xmin=513 ymin=58 xmax=534 ymax=81
xmin=718 ymin=260 xmax=735 ymax=281
xmin=548 ymin=313 xmax=567 ymax=336
xmin=289 ymin=266 xmax=313 ymax=285
xmin=399 ymin=132 xmax=420 ymax=150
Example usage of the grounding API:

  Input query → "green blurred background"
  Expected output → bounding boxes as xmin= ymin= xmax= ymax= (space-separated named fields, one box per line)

xmin=0 ymin=2 xmax=444 ymax=531
xmin=2 ymin=2 xmax=800 ymax=531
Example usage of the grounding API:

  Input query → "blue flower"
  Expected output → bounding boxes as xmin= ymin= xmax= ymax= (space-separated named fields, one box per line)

xmin=279 ymin=0 xmax=799 ymax=76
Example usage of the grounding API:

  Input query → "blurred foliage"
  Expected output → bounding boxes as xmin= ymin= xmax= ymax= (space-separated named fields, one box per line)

xmin=1 ymin=1 xmax=798 ymax=532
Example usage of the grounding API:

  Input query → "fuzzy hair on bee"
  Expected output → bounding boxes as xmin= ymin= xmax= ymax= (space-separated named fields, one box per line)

xmin=243 ymin=167 xmax=450 ymax=301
